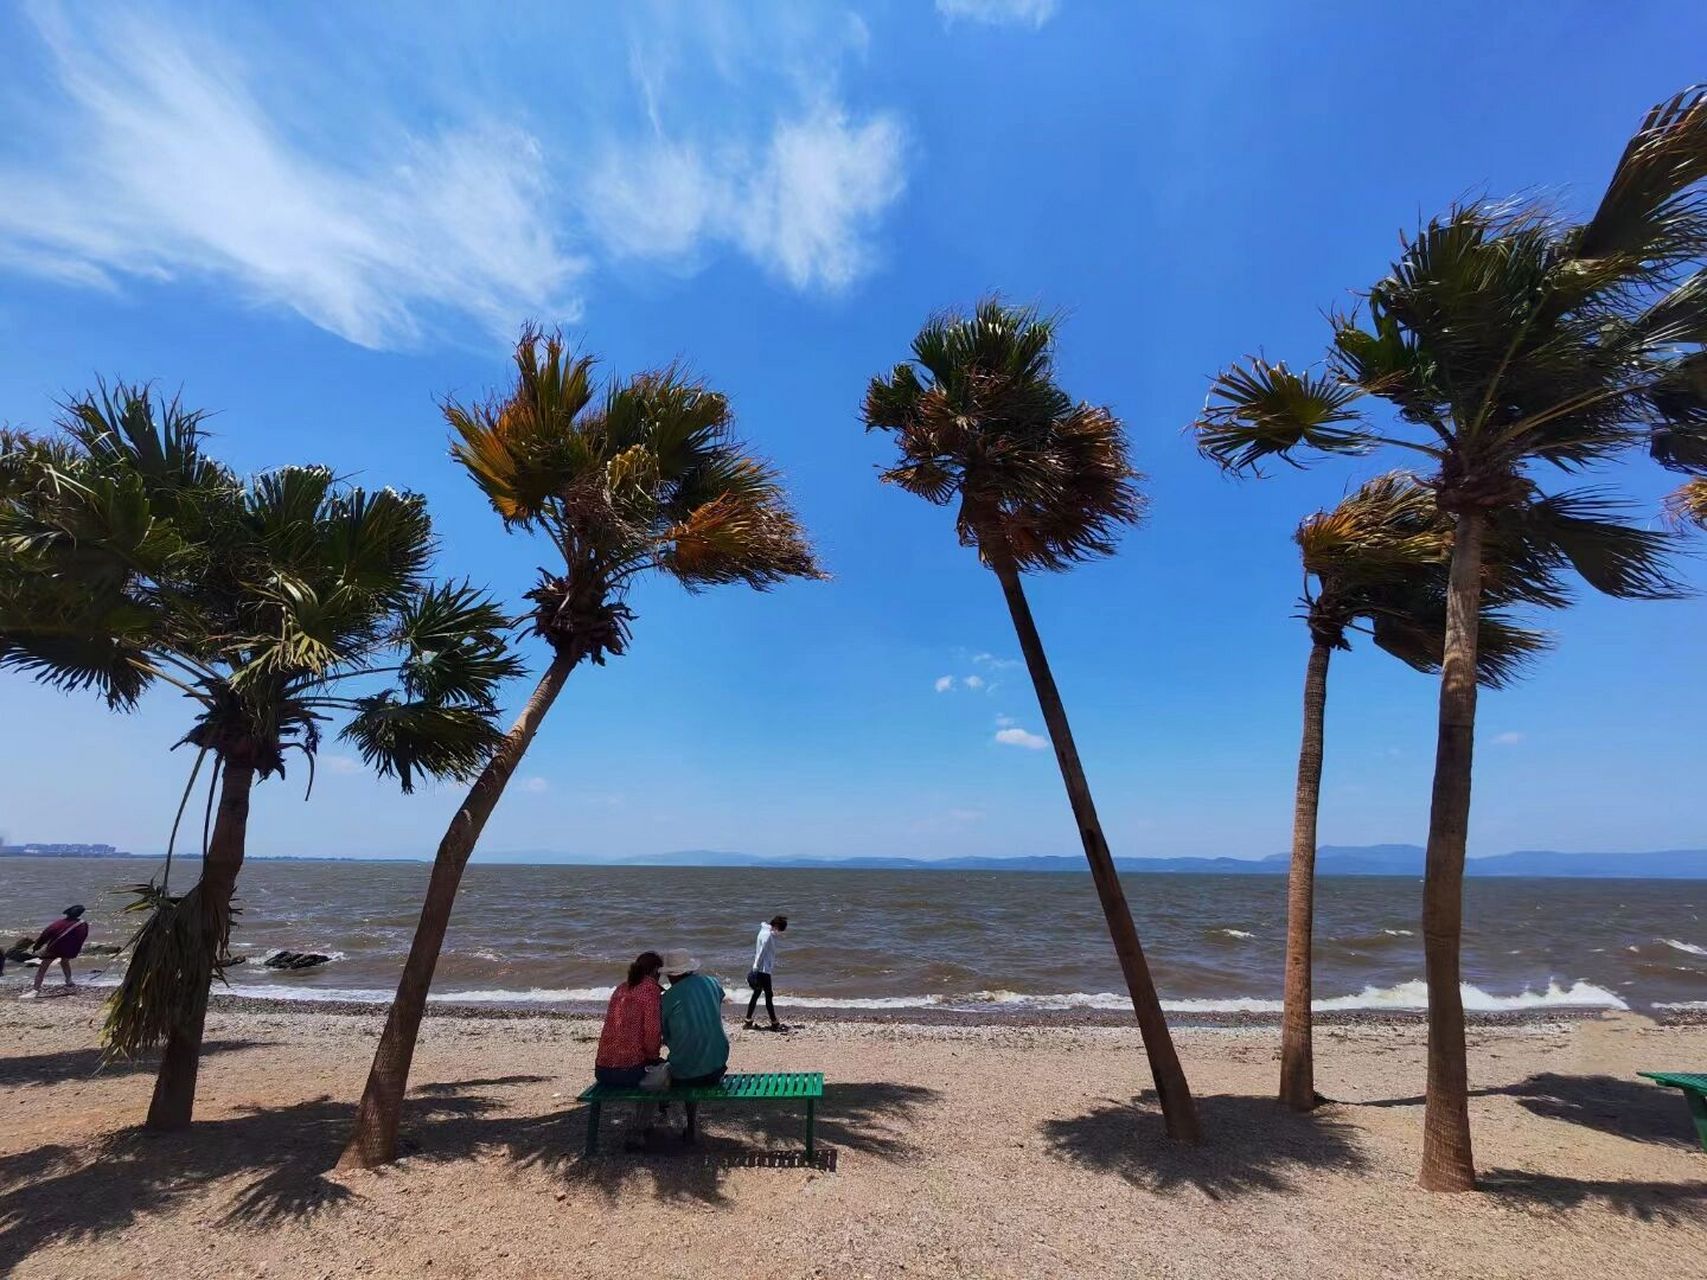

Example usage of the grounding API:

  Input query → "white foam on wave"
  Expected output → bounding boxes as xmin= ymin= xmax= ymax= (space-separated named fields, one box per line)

xmin=1654 ymin=1001 xmax=1707 ymax=1011
xmin=1661 ymin=938 xmax=1707 ymax=958
xmin=1381 ymin=929 xmax=1413 ymax=937
xmin=1210 ymin=928 xmax=1255 ymax=940
xmin=92 ymin=976 xmax=1628 ymax=1015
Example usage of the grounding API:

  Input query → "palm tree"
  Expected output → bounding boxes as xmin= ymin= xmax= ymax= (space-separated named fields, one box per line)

xmin=864 ymin=299 xmax=1199 ymax=1141
xmin=1277 ymin=473 xmax=1549 ymax=1112
xmin=340 ymin=327 xmax=822 ymax=1168
xmin=1194 ymin=87 xmax=1706 ymax=1188
xmin=0 ymin=385 xmax=519 ymax=1129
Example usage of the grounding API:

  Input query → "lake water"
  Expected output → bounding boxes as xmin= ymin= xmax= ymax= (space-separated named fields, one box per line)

xmin=2 ymin=857 xmax=1703 ymax=1014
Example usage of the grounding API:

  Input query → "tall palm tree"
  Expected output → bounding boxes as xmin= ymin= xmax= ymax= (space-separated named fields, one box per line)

xmin=1194 ymin=87 xmax=1706 ymax=1188
xmin=865 ymin=299 xmax=1199 ymax=1142
xmin=1277 ymin=473 xmax=1549 ymax=1112
xmin=0 ymin=385 xmax=518 ymax=1129
xmin=340 ymin=327 xmax=822 ymax=1168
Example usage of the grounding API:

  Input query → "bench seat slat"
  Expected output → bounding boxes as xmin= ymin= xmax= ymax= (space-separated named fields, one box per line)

xmin=578 ymin=1070 xmax=824 ymax=1103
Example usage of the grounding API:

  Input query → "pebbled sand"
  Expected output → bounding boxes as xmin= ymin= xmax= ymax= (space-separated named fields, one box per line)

xmin=2 ymin=994 xmax=1704 ymax=1279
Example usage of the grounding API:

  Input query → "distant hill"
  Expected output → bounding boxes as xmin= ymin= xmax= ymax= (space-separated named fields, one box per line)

xmin=480 ymin=843 xmax=1707 ymax=879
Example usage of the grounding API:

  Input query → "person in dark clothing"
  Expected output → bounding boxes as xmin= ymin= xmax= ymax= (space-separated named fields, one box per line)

xmin=23 ymin=906 xmax=88 ymax=998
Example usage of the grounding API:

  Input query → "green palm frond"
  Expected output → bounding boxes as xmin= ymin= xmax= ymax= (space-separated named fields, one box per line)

xmin=1298 ymin=473 xmax=1553 ymax=688
xmin=340 ymin=693 xmax=509 ymax=793
xmin=1578 ymin=85 xmax=1707 ymax=272
xmin=1506 ymin=489 xmax=1686 ymax=600
xmin=393 ymin=581 xmax=523 ymax=708
xmin=1196 ymin=360 xmax=1373 ymax=473
xmin=866 ymin=298 xmax=1144 ymax=571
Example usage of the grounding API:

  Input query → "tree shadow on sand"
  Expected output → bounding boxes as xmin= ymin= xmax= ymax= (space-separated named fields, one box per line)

xmin=485 ymin=1081 xmax=939 ymax=1209
xmin=0 ymin=1086 xmax=507 ymax=1273
xmin=1352 ymin=1073 xmax=1700 ymax=1149
xmin=0 ymin=1039 xmax=261 ymax=1088
xmin=1041 ymin=1093 xmax=1371 ymax=1200
xmin=0 ymin=1077 xmax=936 ymax=1270
xmin=1481 ymin=1168 xmax=1707 ymax=1225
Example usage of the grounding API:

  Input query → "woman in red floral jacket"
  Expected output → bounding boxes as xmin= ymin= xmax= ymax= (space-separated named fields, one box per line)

xmin=594 ymin=951 xmax=664 ymax=1086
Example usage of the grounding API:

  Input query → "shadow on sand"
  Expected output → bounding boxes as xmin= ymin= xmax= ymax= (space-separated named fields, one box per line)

xmin=1481 ymin=1168 xmax=1707 ymax=1225
xmin=1040 ymin=1093 xmax=1371 ymax=1200
xmin=0 ymin=1076 xmax=935 ymax=1271
xmin=0 ymin=1040 xmax=261 ymax=1088
xmin=1352 ymin=1072 xmax=1700 ymax=1148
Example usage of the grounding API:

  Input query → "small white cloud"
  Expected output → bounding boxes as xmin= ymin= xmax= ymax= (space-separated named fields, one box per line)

xmin=995 ymin=727 xmax=1047 ymax=750
xmin=1491 ymin=731 xmax=1525 ymax=746
xmin=934 ymin=675 xmax=955 ymax=693
xmin=972 ymin=652 xmax=1021 ymax=670
xmin=963 ymin=674 xmax=986 ymax=690
xmin=520 ymin=776 xmax=551 ymax=793
xmin=321 ymin=754 xmax=363 ymax=776
xmin=936 ymin=0 xmax=1060 ymax=29
xmin=995 ymin=714 xmax=1016 ymax=728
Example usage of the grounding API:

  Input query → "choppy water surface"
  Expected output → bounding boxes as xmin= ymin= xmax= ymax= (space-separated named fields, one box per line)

xmin=2 ymin=858 xmax=1702 ymax=1014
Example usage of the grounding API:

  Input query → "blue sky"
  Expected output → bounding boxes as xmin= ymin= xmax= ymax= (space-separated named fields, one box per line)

xmin=1 ymin=0 xmax=1703 ymax=862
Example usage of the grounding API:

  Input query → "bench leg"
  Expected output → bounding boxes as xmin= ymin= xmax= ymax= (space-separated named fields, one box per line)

xmin=1686 ymin=1089 xmax=1707 ymax=1155
xmin=584 ymin=1101 xmax=602 ymax=1157
xmin=685 ymin=1102 xmax=698 ymax=1145
xmin=805 ymin=1099 xmax=816 ymax=1162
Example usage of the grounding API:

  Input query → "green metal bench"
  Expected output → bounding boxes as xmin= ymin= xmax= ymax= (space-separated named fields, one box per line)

xmin=1638 ymin=1071 xmax=1707 ymax=1152
xmin=578 ymin=1071 xmax=824 ymax=1158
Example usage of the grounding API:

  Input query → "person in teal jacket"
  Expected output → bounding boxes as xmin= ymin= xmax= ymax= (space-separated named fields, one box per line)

xmin=660 ymin=950 xmax=728 ymax=1086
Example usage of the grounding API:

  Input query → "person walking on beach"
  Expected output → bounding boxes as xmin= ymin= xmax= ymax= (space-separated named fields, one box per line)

xmin=660 ymin=950 xmax=728 ymax=1088
xmin=745 ymin=914 xmax=788 ymax=1031
xmin=22 ymin=905 xmax=88 ymax=999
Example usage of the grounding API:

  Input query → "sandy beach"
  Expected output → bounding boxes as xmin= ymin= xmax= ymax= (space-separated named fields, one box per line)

xmin=2 ymin=996 xmax=1703 ymax=1279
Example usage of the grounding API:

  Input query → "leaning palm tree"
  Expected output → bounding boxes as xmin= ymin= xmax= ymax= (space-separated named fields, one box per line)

xmin=1277 ymin=473 xmax=1550 ymax=1112
xmin=0 ymin=385 xmax=519 ymax=1129
xmin=340 ymin=327 xmax=822 ymax=1168
xmin=1195 ymin=87 xmax=1706 ymax=1188
xmin=865 ymin=299 xmax=1199 ymax=1142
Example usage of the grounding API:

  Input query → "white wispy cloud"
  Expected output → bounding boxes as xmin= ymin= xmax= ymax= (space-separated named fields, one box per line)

xmin=963 ymin=674 xmax=987 ymax=690
xmin=0 ymin=11 xmax=583 ymax=350
xmin=936 ymin=0 xmax=1059 ymax=29
xmin=934 ymin=675 xmax=956 ymax=693
xmin=0 ymin=5 xmax=909 ymax=349
xmin=520 ymin=776 xmax=551 ymax=794
xmin=971 ymin=652 xmax=1021 ymax=671
xmin=1492 ymin=731 xmax=1525 ymax=746
xmin=995 ymin=726 xmax=1047 ymax=750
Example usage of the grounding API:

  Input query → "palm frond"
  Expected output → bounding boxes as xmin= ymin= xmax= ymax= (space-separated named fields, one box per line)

xmin=1196 ymin=360 xmax=1373 ymax=472
xmin=1664 ymin=475 xmax=1707 ymax=529
xmin=1578 ymin=85 xmax=1707 ymax=273
xmin=392 ymin=581 xmax=523 ymax=707
xmin=340 ymin=693 xmax=508 ymax=793
xmin=1510 ymin=489 xmax=1687 ymax=600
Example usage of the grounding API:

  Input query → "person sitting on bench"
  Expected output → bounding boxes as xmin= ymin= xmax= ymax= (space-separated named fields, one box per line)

xmin=594 ymin=951 xmax=665 ymax=1087
xmin=660 ymin=950 xmax=728 ymax=1088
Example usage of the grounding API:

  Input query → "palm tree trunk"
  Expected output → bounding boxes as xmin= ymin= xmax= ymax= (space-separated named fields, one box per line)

xmin=991 ymin=557 xmax=1200 ymax=1142
xmin=339 ymin=650 xmax=579 ymax=1169
xmin=1279 ymin=637 xmax=1332 ymax=1111
xmin=1419 ymin=510 xmax=1484 ymax=1191
xmin=145 ymin=760 xmax=255 ymax=1131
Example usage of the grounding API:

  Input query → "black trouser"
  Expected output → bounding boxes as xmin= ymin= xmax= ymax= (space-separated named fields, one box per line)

xmin=746 ymin=969 xmax=775 ymax=1022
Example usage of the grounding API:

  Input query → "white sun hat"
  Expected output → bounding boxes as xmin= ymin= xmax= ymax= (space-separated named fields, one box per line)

xmin=662 ymin=949 xmax=700 ymax=976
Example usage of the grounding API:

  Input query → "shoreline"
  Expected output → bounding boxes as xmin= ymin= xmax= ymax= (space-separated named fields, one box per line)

xmin=197 ymin=987 xmax=1670 ymax=1029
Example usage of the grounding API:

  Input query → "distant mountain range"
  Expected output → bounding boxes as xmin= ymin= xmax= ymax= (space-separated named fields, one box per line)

xmin=11 ymin=842 xmax=1705 ymax=878
xmin=477 ymin=843 xmax=1707 ymax=879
